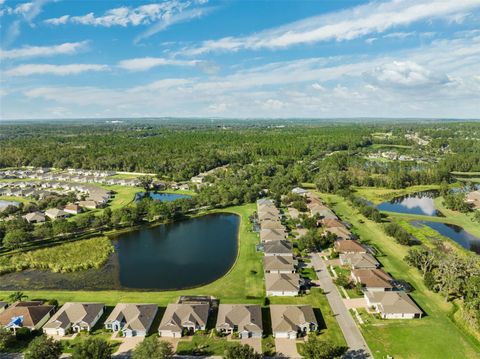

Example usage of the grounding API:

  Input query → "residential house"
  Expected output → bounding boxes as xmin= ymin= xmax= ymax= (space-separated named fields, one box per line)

xmin=264 ymin=256 xmax=296 ymax=274
xmin=260 ymin=219 xmax=285 ymax=231
xmin=351 ymin=269 xmax=393 ymax=292
xmin=104 ymin=303 xmax=158 ymax=337
xmin=23 ymin=211 xmax=46 ymax=223
xmin=43 ymin=302 xmax=105 ymax=337
xmin=158 ymin=303 xmax=209 ymax=338
xmin=291 ymin=187 xmax=308 ymax=197
xmin=465 ymin=191 xmax=480 ymax=209
xmin=78 ymin=200 xmax=98 ymax=209
xmin=365 ymin=291 xmax=422 ymax=319
xmin=270 ymin=305 xmax=317 ymax=339
xmin=0 ymin=302 xmax=8 ymax=313
xmin=45 ymin=208 xmax=69 ymax=220
xmin=257 ymin=209 xmax=280 ymax=222
xmin=264 ymin=240 xmax=293 ymax=256
xmin=340 ymin=252 xmax=380 ymax=269
xmin=215 ymin=304 xmax=263 ymax=338
xmin=324 ymin=226 xmax=352 ymax=241
xmin=260 ymin=228 xmax=286 ymax=242
xmin=334 ymin=240 xmax=367 ymax=254
xmin=0 ymin=302 xmax=55 ymax=332
xmin=64 ymin=204 xmax=83 ymax=215
xmin=265 ymin=273 xmax=300 ymax=296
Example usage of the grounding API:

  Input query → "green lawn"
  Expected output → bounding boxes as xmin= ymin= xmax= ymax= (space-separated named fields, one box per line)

xmin=318 ymin=192 xmax=480 ymax=359
xmin=0 ymin=195 xmax=34 ymax=204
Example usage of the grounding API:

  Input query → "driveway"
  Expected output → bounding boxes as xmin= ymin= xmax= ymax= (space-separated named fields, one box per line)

xmin=112 ymin=336 xmax=144 ymax=358
xmin=311 ymin=253 xmax=372 ymax=359
xmin=344 ymin=297 xmax=367 ymax=309
xmin=240 ymin=337 xmax=262 ymax=353
xmin=274 ymin=338 xmax=301 ymax=358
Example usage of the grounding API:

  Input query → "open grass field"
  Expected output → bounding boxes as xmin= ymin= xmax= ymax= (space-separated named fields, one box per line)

xmin=101 ymin=184 xmax=142 ymax=210
xmin=0 ymin=195 xmax=33 ymax=204
xmin=318 ymin=192 xmax=480 ymax=359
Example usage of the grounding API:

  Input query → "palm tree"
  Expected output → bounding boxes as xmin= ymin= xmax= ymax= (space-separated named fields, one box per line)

xmin=8 ymin=291 xmax=28 ymax=303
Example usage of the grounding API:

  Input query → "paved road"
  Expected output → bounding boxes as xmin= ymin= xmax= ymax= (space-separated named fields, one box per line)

xmin=311 ymin=253 xmax=372 ymax=359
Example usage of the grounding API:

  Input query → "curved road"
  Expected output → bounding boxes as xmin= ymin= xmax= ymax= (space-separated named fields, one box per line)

xmin=311 ymin=253 xmax=372 ymax=359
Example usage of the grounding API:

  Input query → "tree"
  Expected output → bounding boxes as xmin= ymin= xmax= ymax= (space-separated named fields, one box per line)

xmin=138 ymin=176 xmax=154 ymax=192
xmin=224 ymin=343 xmax=261 ymax=359
xmin=0 ymin=328 xmax=15 ymax=351
xmin=24 ymin=335 xmax=62 ymax=359
xmin=405 ymin=246 xmax=438 ymax=278
xmin=72 ymin=337 xmax=112 ymax=359
xmin=132 ymin=337 xmax=174 ymax=359
xmin=8 ymin=291 xmax=28 ymax=302
xmin=3 ymin=229 xmax=30 ymax=249
xmin=302 ymin=336 xmax=347 ymax=359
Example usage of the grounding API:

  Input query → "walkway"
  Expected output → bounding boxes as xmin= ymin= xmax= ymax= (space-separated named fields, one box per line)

xmin=311 ymin=253 xmax=372 ymax=359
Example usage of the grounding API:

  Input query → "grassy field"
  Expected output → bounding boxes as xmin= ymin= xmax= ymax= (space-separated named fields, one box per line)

xmin=0 ymin=195 xmax=34 ymax=204
xmin=370 ymin=144 xmax=413 ymax=149
xmin=318 ymin=192 xmax=480 ymax=359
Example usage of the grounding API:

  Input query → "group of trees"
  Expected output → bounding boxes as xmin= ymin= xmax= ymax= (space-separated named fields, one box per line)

xmin=405 ymin=246 xmax=480 ymax=330
xmin=384 ymin=222 xmax=413 ymax=246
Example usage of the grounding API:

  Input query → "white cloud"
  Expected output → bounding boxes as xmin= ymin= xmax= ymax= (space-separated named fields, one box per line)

xmin=181 ymin=0 xmax=480 ymax=55
xmin=118 ymin=57 xmax=200 ymax=71
xmin=0 ymin=41 xmax=89 ymax=59
xmin=5 ymin=64 xmax=108 ymax=76
xmin=44 ymin=14 xmax=69 ymax=25
xmin=383 ymin=31 xmax=416 ymax=39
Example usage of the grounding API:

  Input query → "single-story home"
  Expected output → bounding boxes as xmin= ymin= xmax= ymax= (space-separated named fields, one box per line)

xmin=351 ymin=268 xmax=393 ymax=291
xmin=334 ymin=240 xmax=367 ymax=254
xmin=215 ymin=304 xmax=263 ymax=338
xmin=43 ymin=302 xmax=105 ymax=337
xmin=270 ymin=305 xmax=318 ymax=339
xmin=23 ymin=211 xmax=46 ymax=223
xmin=264 ymin=240 xmax=293 ymax=256
xmin=340 ymin=252 xmax=380 ymax=269
xmin=104 ymin=303 xmax=158 ymax=337
xmin=264 ymin=256 xmax=296 ymax=273
xmin=260 ymin=219 xmax=285 ymax=231
xmin=0 ymin=301 xmax=55 ymax=332
xmin=321 ymin=218 xmax=347 ymax=229
xmin=78 ymin=200 xmax=99 ymax=209
xmin=260 ymin=228 xmax=286 ymax=242
xmin=324 ymin=226 xmax=352 ymax=241
xmin=258 ymin=209 xmax=280 ymax=222
xmin=365 ymin=291 xmax=422 ymax=319
xmin=265 ymin=273 xmax=300 ymax=296
xmin=158 ymin=303 xmax=209 ymax=338
xmin=45 ymin=208 xmax=69 ymax=220
xmin=64 ymin=203 xmax=83 ymax=215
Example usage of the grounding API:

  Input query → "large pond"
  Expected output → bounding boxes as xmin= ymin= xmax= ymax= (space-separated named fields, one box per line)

xmin=0 ymin=213 xmax=239 ymax=291
xmin=135 ymin=192 xmax=192 ymax=202
xmin=377 ymin=190 xmax=441 ymax=216
xmin=412 ymin=220 xmax=480 ymax=254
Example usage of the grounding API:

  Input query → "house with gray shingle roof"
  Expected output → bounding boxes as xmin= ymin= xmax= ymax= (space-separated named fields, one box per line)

xmin=270 ymin=305 xmax=317 ymax=339
xmin=43 ymin=302 xmax=105 ymax=337
xmin=104 ymin=303 xmax=158 ymax=337
xmin=215 ymin=304 xmax=263 ymax=338
xmin=158 ymin=303 xmax=209 ymax=338
xmin=260 ymin=228 xmax=286 ymax=242
xmin=265 ymin=273 xmax=300 ymax=296
xmin=365 ymin=291 xmax=422 ymax=319
xmin=23 ymin=212 xmax=46 ymax=223
xmin=340 ymin=252 xmax=380 ymax=269
xmin=264 ymin=256 xmax=296 ymax=274
xmin=264 ymin=240 xmax=293 ymax=256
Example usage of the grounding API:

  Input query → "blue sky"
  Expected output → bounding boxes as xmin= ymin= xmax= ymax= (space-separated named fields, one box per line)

xmin=1 ymin=0 xmax=479 ymax=120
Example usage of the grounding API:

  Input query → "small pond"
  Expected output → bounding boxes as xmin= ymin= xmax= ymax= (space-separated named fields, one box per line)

xmin=412 ymin=220 xmax=480 ymax=254
xmin=377 ymin=190 xmax=441 ymax=216
xmin=0 ymin=213 xmax=239 ymax=291
xmin=0 ymin=200 xmax=21 ymax=212
xmin=135 ymin=192 xmax=192 ymax=202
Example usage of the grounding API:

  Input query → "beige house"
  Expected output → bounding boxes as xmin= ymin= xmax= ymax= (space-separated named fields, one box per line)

xmin=104 ymin=303 xmax=158 ymax=337
xmin=0 ymin=302 xmax=55 ymax=332
xmin=260 ymin=228 xmax=286 ymax=242
xmin=351 ymin=269 xmax=393 ymax=292
xmin=465 ymin=191 xmax=480 ymax=209
xmin=334 ymin=240 xmax=366 ymax=254
xmin=215 ymin=304 xmax=263 ymax=338
xmin=43 ymin=302 xmax=105 ymax=337
xmin=78 ymin=200 xmax=98 ymax=209
xmin=340 ymin=252 xmax=380 ymax=269
xmin=158 ymin=303 xmax=209 ymax=338
xmin=23 ymin=211 xmax=46 ymax=223
xmin=264 ymin=240 xmax=293 ymax=256
xmin=270 ymin=305 xmax=318 ymax=339
xmin=45 ymin=208 xmax=69 ymax=220
xmin=260 ymin=219 xmax=285 ymax=231
xmin=264 ymin=256 xmax=296 ymax=274
xmin=64 ymin=203 xmax=83 ymax=215
xmin=325 ymin=226 xmax=352 ymax=240
xmin=365 ymin=291 xmax=422 ymax=319
xmin=265 ymin=273 xmax=300 ymax=296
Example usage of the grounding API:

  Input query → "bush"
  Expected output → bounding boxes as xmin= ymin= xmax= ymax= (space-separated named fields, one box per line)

xmin=384 ymin=222 xmax=412 ymax=245
xmin=24 ymin=335 xmax=61 ymax=359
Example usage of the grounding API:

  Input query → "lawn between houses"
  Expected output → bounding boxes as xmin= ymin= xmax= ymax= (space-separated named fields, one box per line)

xmin=318 ymin=192 xmax=480 ymax=359
xmin=0 ymin=202 xmax=346 ymax=355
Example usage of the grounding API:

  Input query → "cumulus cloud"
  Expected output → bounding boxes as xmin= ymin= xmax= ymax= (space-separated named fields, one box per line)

xmin=5 ymin=63 xmax=108 ymax=76
xmin=180 ymin=0 xmax=480 ymax=55
xmin=365 ymin=61 xmax=451 ymax=88
xmin=0 ymin=41 xmax=89 ymax=59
